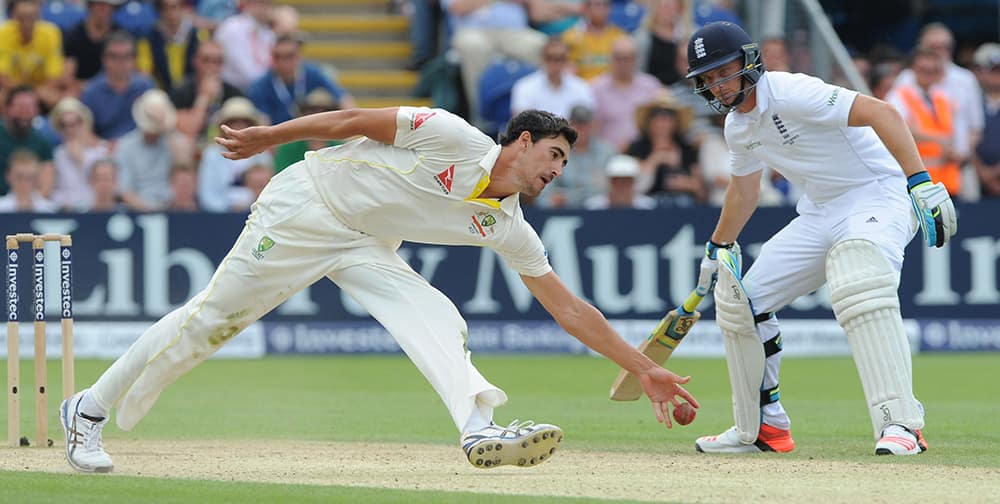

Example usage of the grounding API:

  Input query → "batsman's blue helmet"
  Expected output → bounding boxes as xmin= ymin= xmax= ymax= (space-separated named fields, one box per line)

xmin=685 ymin=22 xmax=764 ymax=113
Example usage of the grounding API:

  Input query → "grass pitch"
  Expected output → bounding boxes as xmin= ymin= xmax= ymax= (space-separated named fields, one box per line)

xmin=1 ymin=353 xmax=998 ymax=502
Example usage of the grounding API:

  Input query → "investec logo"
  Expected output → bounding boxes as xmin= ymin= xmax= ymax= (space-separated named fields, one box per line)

xmin=33 ymin=251 xmax=44 ymax=320
xmin=61 ymin=248 xmax=72 ymax=318
xmin=6 ymin=250 xmax=16 ymax=322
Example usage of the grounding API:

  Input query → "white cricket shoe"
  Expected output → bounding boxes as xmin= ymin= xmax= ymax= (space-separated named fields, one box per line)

xmin=875 ymin=424 xmax=928 ymax=456
xmin=460 ymin=419 xmax=563 ymax=469
xmin=60 ymin=389 xmax=114 ymax=473
xmin=695 ymin=424 xmax=795 ymax=454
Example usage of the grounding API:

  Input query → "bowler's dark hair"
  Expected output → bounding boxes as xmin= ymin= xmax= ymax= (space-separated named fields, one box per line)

xmin=498 ymin=110 xmax=577 ymax=147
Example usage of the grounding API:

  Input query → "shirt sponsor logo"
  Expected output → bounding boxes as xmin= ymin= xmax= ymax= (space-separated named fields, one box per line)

xmin=411 ymin=111 xmax=436 ymax=130
xmin=469 ymin=211 xmax=498 ymax=237
xmin=434 ymin=165 xmax=455 ymax=194
xmin=694 ymin=37 xmax=706 ymax=59
xmin=744 ymin=141 xmax=762 ymax=151
xmin=827 ymin=88 xmax=840 ymax=106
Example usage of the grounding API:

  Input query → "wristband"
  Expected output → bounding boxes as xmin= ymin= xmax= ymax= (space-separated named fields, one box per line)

xmin=907 ymin=171 xmax=931 ymax=191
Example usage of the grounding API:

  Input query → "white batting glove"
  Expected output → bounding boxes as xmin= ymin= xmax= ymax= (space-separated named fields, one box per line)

xmin=696 ymin=240 xmax=741 ymax=297
xmin=907 ymin=172 xmax=958 ymax=248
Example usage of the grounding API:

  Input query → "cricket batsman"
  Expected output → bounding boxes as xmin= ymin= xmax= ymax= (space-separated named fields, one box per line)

xmin=59 ymin=107 xmax=699 ymax=473
xmin=683 ymin=22 xmax=956 ymax=455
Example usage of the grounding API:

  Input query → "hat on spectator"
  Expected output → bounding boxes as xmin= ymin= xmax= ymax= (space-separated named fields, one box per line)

xmin=569 ymin=104 xmax=594 ymax=123
xmin=635 ymin=94 xmax=692 ymax=135
xmin=132 ymin=89 xmax=177 ymax=135
xmin=605 ymin=154 xmax=640 ymax=178
xmin=49 ymin=97 xmax=94 ymax=136
xmin=973 ymin=43 xmax=1000 ymax=69
xmin=214 ymin=97 xmax=266 ymax=126
xmin=299 ymin=88 xmax=337 ymax=112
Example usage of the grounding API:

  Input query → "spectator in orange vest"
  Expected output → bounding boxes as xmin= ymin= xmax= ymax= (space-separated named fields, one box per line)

xmin=886 ymin=48 xmax=962 ymax=195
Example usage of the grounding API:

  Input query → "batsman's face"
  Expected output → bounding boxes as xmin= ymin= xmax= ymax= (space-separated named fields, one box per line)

xmin=699 ymin=59 xmax=747 ymax=107
xmin=516 ymin=133 xmax=570 ymax=197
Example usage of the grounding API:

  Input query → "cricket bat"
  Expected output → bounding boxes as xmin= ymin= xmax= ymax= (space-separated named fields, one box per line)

xmin=609 ymin=291 xmax=704 ymax=401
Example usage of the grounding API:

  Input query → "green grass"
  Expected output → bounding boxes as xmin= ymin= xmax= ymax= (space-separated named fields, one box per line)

xmin=2 ymin=353 xmax=998 ymax=502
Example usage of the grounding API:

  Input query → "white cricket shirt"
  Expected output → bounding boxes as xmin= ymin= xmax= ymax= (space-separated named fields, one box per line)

xmin=725 ymin=71 xmax=905 ymax=204
xmin=302 ymin=107 xmax=552 ymax=277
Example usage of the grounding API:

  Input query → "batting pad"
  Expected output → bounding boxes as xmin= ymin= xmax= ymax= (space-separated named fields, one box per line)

xmin=827 ymin=239 xmax=924 ymax=439
xmin=714 ymin=249 xmax=765 ymax=444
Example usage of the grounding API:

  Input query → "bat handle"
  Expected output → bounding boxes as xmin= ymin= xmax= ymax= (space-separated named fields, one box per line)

xmin=680 ymin=292 xmax=703 ymax=314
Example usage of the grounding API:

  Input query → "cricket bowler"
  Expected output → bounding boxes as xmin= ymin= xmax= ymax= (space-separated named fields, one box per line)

xmin=59 ymin=107 xmax=699 ymax=473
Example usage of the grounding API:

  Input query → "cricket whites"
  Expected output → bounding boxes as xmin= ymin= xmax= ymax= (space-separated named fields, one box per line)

xmin=609 ymin=291 xmax=704 ymax=401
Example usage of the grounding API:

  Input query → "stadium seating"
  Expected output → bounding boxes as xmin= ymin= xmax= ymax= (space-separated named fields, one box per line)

xmin=477 ymin=59 xmax=536 ymax=138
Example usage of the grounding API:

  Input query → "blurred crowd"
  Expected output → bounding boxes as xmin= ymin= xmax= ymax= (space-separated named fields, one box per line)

xmin=0 ymin=0 xmax=997 ymax=213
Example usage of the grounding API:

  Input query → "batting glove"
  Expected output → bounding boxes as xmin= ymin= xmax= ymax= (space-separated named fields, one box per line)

xmin=907 ymin=171 xmax=958 ymax=248
xmin=696 ymin=240 xmax=741 ymax=297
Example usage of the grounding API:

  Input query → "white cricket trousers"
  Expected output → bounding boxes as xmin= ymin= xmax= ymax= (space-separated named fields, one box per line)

xmin=90 ymin=162 xmax=508 ymax=432
xmin=744 ymin=177 xmax=917 ymax=311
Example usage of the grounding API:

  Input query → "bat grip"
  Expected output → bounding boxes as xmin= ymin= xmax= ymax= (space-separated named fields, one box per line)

xmin=680 ymin=291 xmax=703 ymax=315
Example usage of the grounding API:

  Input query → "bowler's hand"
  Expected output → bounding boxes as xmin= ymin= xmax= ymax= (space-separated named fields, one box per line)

xmin=639 ymin=368 xmax=699 ymax=429
xmin=215 ymin=124 xmax=271 ymax=160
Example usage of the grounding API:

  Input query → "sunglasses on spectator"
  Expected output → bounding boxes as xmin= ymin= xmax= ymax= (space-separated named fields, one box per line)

xmin=105 ymin=51 xmax=134 ymax=60
xmin=544 ymin=53 xmax=568 ymax=62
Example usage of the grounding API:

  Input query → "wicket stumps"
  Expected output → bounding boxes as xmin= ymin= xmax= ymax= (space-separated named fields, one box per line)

xmin=6 ymin=233 xmax=74 ymax=448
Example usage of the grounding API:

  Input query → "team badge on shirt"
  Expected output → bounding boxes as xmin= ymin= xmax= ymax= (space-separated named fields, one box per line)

xmin=434 ymin=165 xmax=455 ymax=193
xmin=469 ymin=211 xmax=498 ymax=237
xmin=771 ymin=113 xmax=799 ymax=146
xmin=410 ymin=111 xmax=436 ymax=130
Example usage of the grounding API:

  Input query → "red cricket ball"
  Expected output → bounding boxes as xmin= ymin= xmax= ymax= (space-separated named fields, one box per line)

xmin=672 ymin=402 xmax=697 ymax=426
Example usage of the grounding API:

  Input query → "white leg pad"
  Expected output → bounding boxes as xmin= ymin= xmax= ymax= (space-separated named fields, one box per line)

xmin=714 ymin=249 xmax=765 ymax=444
xmin=827 ymin=239 xmax=924 ymax=439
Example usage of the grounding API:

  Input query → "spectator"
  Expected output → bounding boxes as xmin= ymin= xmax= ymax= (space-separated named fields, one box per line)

xmin=444 ymin=0 xmax=547 ymax=126
xmin=78 ymin=157 xmax=123 ymax=211
xmin=136 ymin=0 xmax=205 ymax=91
xmin=760 ymin=35 xmax=790 ymax=72
xmin=524 ymin=0 xmax=581 ymax=36
xmin=583 ymin=154 xmax=656 ymax=209
xmin=537 ymin=104 xmax=614 ymax=208
xmin=246 ymin=33 xmax=355 ymax=124
xmin=49 ymin=97 xmax=110 ymax=209
xmin=165 ymin=162 xmax=199 ymax=211
xmin=561 ymin=0 xmax=625 ymax=81
xmin=0 ymin=149 xmax=58 ymax=212
xmin=198 ymin=96 xmax=272 ymax=211
xmin=895 ymin=23 xmax=983 ymax=165
xmin=0 ymin=0 xmax=66 ymax=109
xmin=80 ymin=31 xmax=155 ymax=140
xmin=227 ymin=160 xmax=272 ymax=210
xmin=870 ymin=62 xmax=901 ymax=101
xmin=270 ymin=4 xmax=298 ymax=37
xmin=590 ymin=35 xmax=664 ymax=151
xmin=273 ymin=88 xmax=341 ymax=172
xmin=0 ymin=85 xmax=54 ymax=195
xmin=193 ymin=0 xmax=238 ymax=32
xmin=405 ymin=0 xmax=444 ymax=70
xmin=634 ymin=0 xmax=693 ymax=87
xmin=510 ymin=37 xmax=594 ymax=118
xmin=83 ymin=158 xmax=121 ymax=212
xmin=113 ymin=88 xmax=189 ymax=210
xmin=628 ymin=94 xmax=704 ymax=206
xmin=972 ymin=43 xmax=1000 ymax=199
xmin=886 ymin=48 xmax=962 ymax=196
xmin=63 ymin=0 xmax=124 ymax=85
xmin=170 ymin=40 xmax=245 ymax=143
xmin=215 ymin=0 xmax=275 ymax=91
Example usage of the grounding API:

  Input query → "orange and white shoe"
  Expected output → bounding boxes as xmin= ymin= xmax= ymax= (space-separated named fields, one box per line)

xmin=875 ymin=424 xmax=928 ymax=456
xmin=695 ymin=424 xmax=795 ymax=454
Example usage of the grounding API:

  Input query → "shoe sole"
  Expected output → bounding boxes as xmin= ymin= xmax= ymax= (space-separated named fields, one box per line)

xmin=60 ymin=397 xmax=113 ymax=473
xmin=467 ymin=426 xmax=563 ymax=469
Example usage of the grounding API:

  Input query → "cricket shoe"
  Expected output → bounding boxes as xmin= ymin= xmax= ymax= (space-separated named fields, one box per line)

xmin=875 ymin=424 xmax=928 ymax=456
xmin=695 ymin=424 xmax=795 ymax=454
xmin=60 ymin=389 xmax=114 ymax=473
xmin=461 ymin=419 xmax=563 ymax=469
